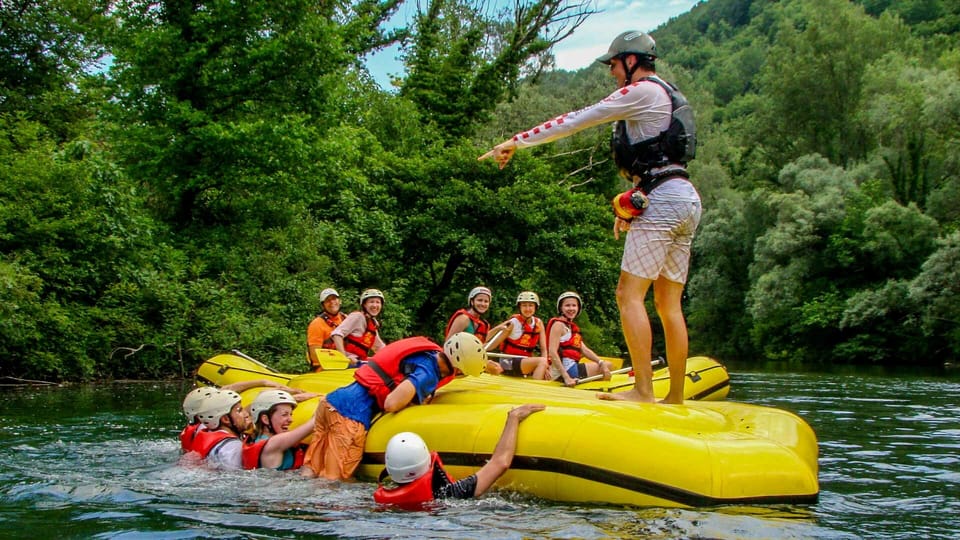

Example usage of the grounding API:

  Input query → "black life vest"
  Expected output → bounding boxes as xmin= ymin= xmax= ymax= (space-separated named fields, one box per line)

xmin=611 ymin=76 xmax=696 ymax=190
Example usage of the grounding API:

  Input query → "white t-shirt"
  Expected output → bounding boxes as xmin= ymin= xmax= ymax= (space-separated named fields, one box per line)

xmin=207 ymin=437 xmax=243 ymax=469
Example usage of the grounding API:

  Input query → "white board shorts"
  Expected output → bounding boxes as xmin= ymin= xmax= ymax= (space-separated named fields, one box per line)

xmin=621 ymin=180 xmax=702 ymax=284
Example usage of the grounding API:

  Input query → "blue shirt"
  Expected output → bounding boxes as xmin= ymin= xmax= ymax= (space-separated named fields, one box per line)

xmin=327 ymin=351 xmax=443 ymax=430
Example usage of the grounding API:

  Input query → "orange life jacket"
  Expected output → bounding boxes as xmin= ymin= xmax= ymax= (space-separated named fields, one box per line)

xmin=344 ymin=315 xmax=380 ymax=361
xmin=500 ymin=314 xmax=543 ymax=356
xmin=179 ymin=423 xmax=201 ymax=452
xmin=444 ymin=308 xmax=490 ymax=342
xmin=546 ymin=317 xmax=582 ymax=362
xmin=353 ymin=337 xmax=455 ymax=409
xmin=241 ymin=436 xmax=306 ymax=470
xmin=373 ymin=452 xmax=453 ymax=507
xmin=191 ymin=429 xmax=239 ymax=458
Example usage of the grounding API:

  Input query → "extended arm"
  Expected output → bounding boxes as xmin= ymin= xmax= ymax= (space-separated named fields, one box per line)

xmin=472 ymin=404 xmax=546 ymax=496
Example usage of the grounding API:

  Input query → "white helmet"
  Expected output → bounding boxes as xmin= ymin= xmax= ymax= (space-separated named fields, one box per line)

xmin=319 ymin=288 xmax=339 ymax=302
xmin=557 ymin=291 xmax=583 ymax=316
xmin=196 ymin=389 xmax=242 ymax=430
xmin=516 ymin=291 xmax=540 ymax=307
xmin=360 ymin=288 xmax=385 ymax=305
xmin=468 ymin=286 xmax=492 ymax=304
xmin=182 ymin=387 xmax=218 ymax=420
xmin=249 ymin=389 xmax=297 ymax=424
xmin=384 ymin=432 xmax=431 ymax=484
xmin=443 ymin=332 xmax=487 ymax=377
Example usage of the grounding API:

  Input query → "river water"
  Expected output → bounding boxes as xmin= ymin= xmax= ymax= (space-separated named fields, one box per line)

xmin=1 ymin=370 xmax=958 ymax=539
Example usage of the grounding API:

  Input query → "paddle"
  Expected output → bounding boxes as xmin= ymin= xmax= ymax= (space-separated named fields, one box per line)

xmin=575 ymin=357 xmax=666 ymax=385
xmin=576 ymin=367 xmax=633 ymax=385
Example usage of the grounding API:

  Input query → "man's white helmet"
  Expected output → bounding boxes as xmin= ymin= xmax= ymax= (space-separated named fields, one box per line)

xmin=182 ymin=387 xmax=218 ymax=420
xmin=468 ymin=286 xmax=492 ymax=304
xmin=319 ymin=288 xmax=339 ymax=303
xmin=249 ymin=389 xmax=297 ymax=423
xmin=516 ymin=291 xmax=540 ymax=307
xmin=384 ymin=432 xmax=431 ymax=484
xmin=443 ymin=332 xmax=487 ymax=377
xmin=196 ymin=389 xmax=242 ymax=430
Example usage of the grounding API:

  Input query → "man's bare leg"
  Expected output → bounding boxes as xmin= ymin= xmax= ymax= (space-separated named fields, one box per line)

xmin=654 ymin=277 xmax=688 ymax=404
xmin=599 ymin=271 xmax=655 ymax=402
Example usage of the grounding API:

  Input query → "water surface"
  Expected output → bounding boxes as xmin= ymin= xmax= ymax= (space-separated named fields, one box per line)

xmin=1 ymin=371 xmax=957 ymax=539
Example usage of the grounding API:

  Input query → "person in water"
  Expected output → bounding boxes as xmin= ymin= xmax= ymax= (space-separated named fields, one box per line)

xmin=188 ymin=389 xmax=253 ymax=469
xmin=242 ymin=390 xmax=322 ymax=471
xmin=306 ymin=287 xmax=347 ymax=371
xmin=547 ymin=292 xmax=613 ymax=387
xmin=179 ymin=379 xmax=302 ymax=453
xmin=300 ymin=332 xmax=487 ymax=481
xmin=373 ymin=403 xmax=546 ymax=506
xmin=485 ymin=291 xmax=550 ymax=379
xmin=331 ymin=288 xmax=386 ymax=367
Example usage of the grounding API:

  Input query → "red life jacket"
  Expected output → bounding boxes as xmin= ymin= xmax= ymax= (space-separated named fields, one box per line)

xmin=353 ymin=337 xmax=454 ymax=409
xmin=179 ymin=423 xmax=201 ymax=452
xmin=373 ymin=452 xmax=453 ymax=506
xmin=191 ymin=429 xmax=239 ymax=458
xmin=500 ymin=314 xmax=543 ymax=356
xmin=241 ymin=436 xmax=306 ymax=470
xmin=547 ymin=317 xmax=582 ymax=362
xmin=180 ymin=422 xmax=203 ymax=452
xmin=444 ymin=308 xmax=490 ymax=342
xmin=344 ymin=314 xmax=380 ymax=361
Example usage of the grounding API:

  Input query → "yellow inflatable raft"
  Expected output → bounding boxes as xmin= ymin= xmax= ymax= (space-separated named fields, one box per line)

xmin=198 ymin=349 xmax=730 ymax=401
xmin=195 ymin=352 xmax=818 ymax=508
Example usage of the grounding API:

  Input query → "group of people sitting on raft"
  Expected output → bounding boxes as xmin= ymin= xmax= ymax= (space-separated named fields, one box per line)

xmin=180 ymin=333 xmax=545 ymax=506
xmin=306 ymin=286 xmax=614 ymax=387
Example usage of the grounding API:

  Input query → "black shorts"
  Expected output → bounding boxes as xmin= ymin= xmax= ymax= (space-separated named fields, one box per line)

xmin=497 ymin=358 xmax=526 ymax=377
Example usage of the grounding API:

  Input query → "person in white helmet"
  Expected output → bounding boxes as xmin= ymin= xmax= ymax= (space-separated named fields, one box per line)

xmin=373 ymin=404 xmax=545 ymax=506
xmin=188 ymin=389 xmax=252 ymax=469
xmin=331 ymin=288 xmax=386 ymax=367
xmin=242 ymin=390 xmax=322 ymax=470
xmin=480 ymin=31 xmax=701 ymax=403
xmin=306 ymin=287 xmax=347 ymax=371
xmin=445 ymin=286 xmax=501 ymax=374
xmin=179 ymin=379 xmax=303 ymax=453
xmin=485 ymin=291 xmax=550 ymax=379
xmin=547 ymin=292 xmax=613 ymax=387
xmin=301 ymin=333 xmax=487 ymax=481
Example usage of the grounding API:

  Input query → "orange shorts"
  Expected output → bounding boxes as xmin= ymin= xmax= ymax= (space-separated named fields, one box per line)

xmin=301 ymin=398 xmax=367 ymax=480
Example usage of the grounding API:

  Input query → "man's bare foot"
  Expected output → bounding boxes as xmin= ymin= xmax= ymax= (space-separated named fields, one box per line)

xmin=659 ymin=394 xmax=684 ymax=405
xmin=597 ymin=389 xmax=656 ymax=403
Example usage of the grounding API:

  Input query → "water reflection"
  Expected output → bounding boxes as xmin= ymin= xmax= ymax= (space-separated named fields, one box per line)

xmin=0 ymin=373 xmax=958 ymax=539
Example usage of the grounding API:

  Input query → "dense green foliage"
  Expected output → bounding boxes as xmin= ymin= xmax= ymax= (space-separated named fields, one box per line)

xmin=1 ymin=0 xmax=958 ymax=380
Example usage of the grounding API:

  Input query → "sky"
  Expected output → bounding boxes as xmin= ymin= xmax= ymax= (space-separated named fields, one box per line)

xmin=365 ymin=0 xmax=701 ymax=88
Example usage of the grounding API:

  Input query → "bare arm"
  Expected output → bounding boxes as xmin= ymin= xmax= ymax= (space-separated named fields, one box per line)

xmin=581 ymin=344 xmax=612 ymax=380
xmin=261 ymin=399 xmax=322 ymax=468
xmin=221 ymin=379 xmax=293 ymax=394
xmin=382 ymin=379 xmax=417 ymax=413
xmin=473 ymin=404 xmax=546 ymax=496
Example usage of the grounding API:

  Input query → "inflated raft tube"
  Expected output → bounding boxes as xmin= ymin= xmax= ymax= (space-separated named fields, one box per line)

xmin=224 ymin=374 xmax=817 ymax=508
xmin=196 ymin=351 xmax=730 ymax=401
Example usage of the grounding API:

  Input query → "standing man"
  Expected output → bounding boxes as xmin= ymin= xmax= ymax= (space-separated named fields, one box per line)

xmin=479 ymin=31 xmax=700 ymax=403
xmin=307 ymin=288 xmax=347 ymax=371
